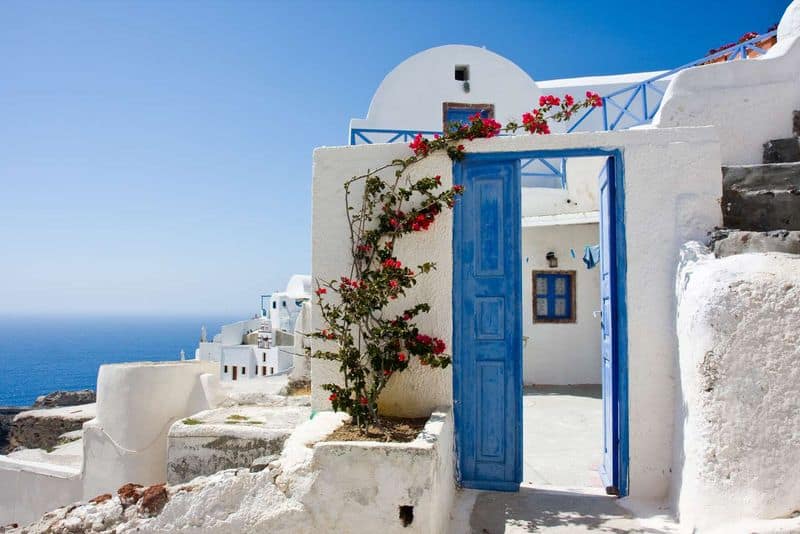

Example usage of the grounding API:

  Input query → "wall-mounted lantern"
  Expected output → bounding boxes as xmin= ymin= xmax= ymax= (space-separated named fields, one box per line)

xmin=546 ymin=251 xmax=558 ymax=268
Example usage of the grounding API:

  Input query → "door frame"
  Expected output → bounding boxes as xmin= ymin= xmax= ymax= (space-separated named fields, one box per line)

xmin=452 ymin=148 xmax=629 ymax=496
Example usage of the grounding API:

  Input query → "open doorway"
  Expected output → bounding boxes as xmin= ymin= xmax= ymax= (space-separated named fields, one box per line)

xmin=453 ymin=150 xmax=627 ymax=495
xmin=519 ymin=155 xmax=606 ymax=491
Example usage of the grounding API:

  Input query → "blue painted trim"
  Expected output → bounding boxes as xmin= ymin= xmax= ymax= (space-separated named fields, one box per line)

xmin=452 ymin=147 xmax=629 ymax=496
xmin=350 ymin=129 xmax=567 ymax=185
xmin=611 ymin=152 xmax=629 ymax=497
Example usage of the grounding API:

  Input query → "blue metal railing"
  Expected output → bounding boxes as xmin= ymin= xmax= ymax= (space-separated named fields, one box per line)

xmin=349 ymin=128 xmax=567 ymax=186
xmin=350 ymin=128 xmax=441 ymax=146
xmin=566 ymin=30 xmax=777 ymax=132
xmin=348 ymin=30 xmax=777 ymax=187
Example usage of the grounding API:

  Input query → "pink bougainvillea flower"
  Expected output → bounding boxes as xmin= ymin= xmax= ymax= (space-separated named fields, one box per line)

xmin=397 ymin=353 xmax=406 ymax=362
xmin=316 ymin=288 xmax=327 ymax=296
xmin=409 ymin=133 xmax=429 ymax=156
xmin=586 ymin=91 xmax=603 ymax=107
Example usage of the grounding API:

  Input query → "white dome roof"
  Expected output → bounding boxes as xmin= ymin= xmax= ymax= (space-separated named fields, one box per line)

xmin=360 ymin=45 xmax=541 ymax=132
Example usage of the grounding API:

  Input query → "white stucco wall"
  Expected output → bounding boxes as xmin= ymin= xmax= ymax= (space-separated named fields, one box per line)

xmin=312 ymin=125 xmax=722 ymax=498
xmin=350 ymin=44 xmax=541 ymax=134
xmin=673 ymin=245 xmax=800 ymax=531
xmin=307 ymin=409 xmax=454 ymax=534
xmin=221 ymin=345 xmax=256 ymax=380
xmin=218 ymin=318 xmax=264 ymax=346
xmin=521 ymin=156 xmax=603 ymax=218
xmin=654 ymin=3 xmax=800 ymax=165
xmin=82 ymin=360 xmax=217 ymax=499
xmin=0 ymin=458 xmax=82 ymax=526
xmin=522 ymin=223 xmax=601 ymax=385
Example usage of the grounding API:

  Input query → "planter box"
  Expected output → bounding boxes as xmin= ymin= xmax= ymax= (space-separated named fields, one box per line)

xmin=305 ymin=409 xmax=454 ymax=534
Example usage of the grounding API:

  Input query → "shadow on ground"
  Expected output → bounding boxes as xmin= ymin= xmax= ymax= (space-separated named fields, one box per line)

xmin=524 ymin=385 xmax=602 ymax=400
xmin=469 ymin=486 xmax=666 ymax=533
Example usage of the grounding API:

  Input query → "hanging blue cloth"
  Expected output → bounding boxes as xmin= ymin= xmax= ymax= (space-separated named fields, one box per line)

xmin=583 ymin=244 xmax=601 ymax=269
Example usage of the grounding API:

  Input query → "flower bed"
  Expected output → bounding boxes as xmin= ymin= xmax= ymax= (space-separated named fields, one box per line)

xmin=307 ymin=409 xmax=454 ymax=534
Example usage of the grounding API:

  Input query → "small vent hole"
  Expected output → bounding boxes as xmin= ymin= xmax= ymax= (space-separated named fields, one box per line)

xmin=399 ymin=505 xmax=414 ymax=527
xmin=455 ymin=65 xmax=469 ymax=81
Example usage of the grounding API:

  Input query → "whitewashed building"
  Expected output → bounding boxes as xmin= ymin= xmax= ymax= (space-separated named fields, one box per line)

xmin=312 ymin=6 xmax=800 ymax=531
xmin=195 ymin=274 xmax=311 ymax=381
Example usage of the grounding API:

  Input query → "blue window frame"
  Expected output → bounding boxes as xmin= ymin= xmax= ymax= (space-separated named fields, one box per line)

xmin=533 ymin=270 xmax=576 ymax=323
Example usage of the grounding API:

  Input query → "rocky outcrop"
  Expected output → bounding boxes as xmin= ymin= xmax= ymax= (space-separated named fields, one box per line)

xmin=7 ymin=404 xmax=95 ymax=451
xmin=11 ymin=413 xmax=348 ymax=534
xmin=33 ymin=390 xmax=95 ymax=409
xmin=0 ymin=408 xmax=26 ymax=453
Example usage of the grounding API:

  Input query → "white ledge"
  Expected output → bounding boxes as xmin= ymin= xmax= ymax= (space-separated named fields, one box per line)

xmin=521 ymin=211 xmax=600 ymax=227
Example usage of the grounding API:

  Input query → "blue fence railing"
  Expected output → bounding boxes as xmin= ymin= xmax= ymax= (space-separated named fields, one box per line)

xmin=566 ymin=29 xmax=777 ymax=132
xmin=348 ymin=30 xmax=777 ymax=187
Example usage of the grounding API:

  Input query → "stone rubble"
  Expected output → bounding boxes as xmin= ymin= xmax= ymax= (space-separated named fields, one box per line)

xmin=8 ymin=412 xmax=347 ymax=534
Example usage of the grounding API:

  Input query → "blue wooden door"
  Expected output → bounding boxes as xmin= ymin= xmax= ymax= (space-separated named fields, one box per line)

xmin=598 ymin=157 xmax=618 ymax=494
xmin=453 ymin=158 xmax=522 ymax=492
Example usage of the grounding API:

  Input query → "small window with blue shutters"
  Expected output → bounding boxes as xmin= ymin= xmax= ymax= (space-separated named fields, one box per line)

xmin=532 ymin=270 xmax=576 ymax=323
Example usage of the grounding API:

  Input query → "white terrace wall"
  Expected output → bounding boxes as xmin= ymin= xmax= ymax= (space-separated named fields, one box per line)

xmin=312 ymin=126 xmax=721 ymax=499
xmin=654 ymin=2 xmax=800 ymax=165
xmin=82 ymin=360 xmax=217 ymax=499
xmin=521 ymin=156 xmax=603 ymax=218
xmin=0 ymin=459 xmax=81 ymax=526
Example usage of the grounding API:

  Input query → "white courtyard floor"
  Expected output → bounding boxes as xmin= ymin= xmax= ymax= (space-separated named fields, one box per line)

xmin=450 ymin=385 xmax=677 ymax=533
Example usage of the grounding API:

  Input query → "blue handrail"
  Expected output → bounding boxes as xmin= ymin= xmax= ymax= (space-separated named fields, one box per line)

xmin=349 ymin=128 xmax=441 ymax=146
xmin=566 ymin=29 xmax=777 ymax=132
xmin=348 ymin=30 xmax=776 ymax=187
xmin=350 ymin=30 xmax=777 ymax=143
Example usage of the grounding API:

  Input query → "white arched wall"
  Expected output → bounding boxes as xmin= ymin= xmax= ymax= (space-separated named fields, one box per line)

xmin=350 ymin=45 xmax=541 ymax=133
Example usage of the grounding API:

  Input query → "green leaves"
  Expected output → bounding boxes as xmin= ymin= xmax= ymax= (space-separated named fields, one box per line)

xmin=313 ymin=121 xmax=470 ymax=432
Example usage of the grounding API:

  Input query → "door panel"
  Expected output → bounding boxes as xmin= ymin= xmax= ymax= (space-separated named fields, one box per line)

xmin=598 ymin=157 xmax=618 ymax=494
xmin=454 ymin=159 xmax=522 ymax=491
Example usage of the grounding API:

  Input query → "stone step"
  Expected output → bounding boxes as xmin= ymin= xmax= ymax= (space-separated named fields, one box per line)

xmin=763 ymin=138 xmax=800 ymax=164
xmin=709 ymin=229 xmax=800 ymax=257
xmin=722 ymin=163 xmax=800 ymax=231
xmin=794 ymin=110 xmax=800 ymax=138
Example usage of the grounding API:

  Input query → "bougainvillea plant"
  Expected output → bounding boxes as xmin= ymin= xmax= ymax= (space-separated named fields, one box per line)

xmin=314 ymin=92 xmax=602 ymax=431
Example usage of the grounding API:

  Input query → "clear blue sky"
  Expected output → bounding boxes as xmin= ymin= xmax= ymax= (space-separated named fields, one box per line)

xmin=0 ymin=0 xmax=787 ymax=317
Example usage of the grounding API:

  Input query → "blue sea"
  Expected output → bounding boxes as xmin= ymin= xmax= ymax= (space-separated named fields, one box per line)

xmin=0 ymin=315 xmax=240 ymax=407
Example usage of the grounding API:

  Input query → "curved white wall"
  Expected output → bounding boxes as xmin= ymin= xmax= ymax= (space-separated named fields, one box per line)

xmin=351 ymin=45 xmax=541 ymax=133
xmin=674 ymin=245 xmax=800 ymax=530
xmin=83 ymin=360 xmax=216 ymax=498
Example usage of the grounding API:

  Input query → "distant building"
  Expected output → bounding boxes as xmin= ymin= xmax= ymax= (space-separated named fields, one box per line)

xmin=195 ymin=274 xmax=311 ymax=381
